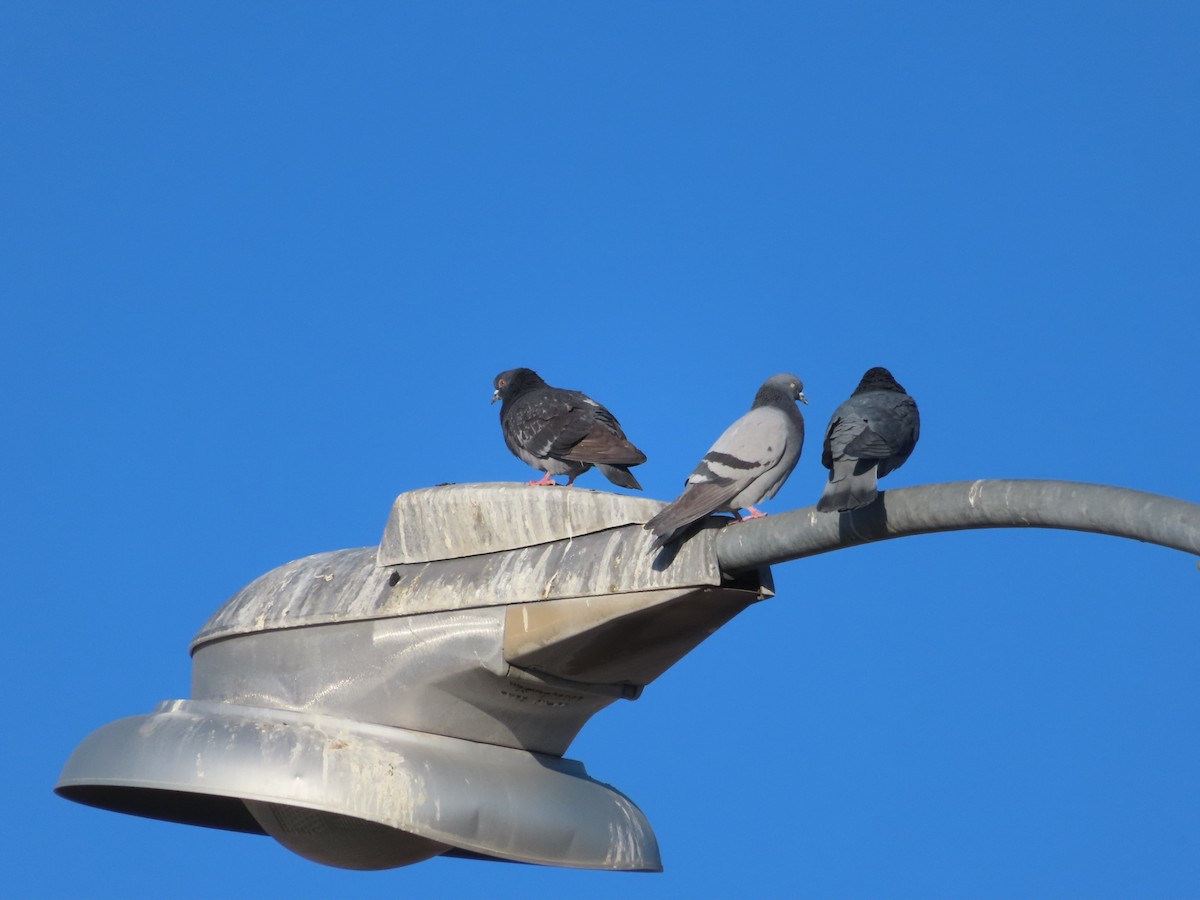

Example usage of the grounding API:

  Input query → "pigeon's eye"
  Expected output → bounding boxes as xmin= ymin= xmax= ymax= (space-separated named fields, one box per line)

xmin=498 ymin=379 xmax=507 ymax=388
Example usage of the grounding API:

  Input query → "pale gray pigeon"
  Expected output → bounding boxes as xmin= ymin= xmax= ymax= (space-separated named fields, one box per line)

xmin=817 ymin=366 xmax=919 ymax=512
xmin=644 ymin=373 xmax=807 ymax=549
xmin=492 ymin=367 xmax=646 ymax=489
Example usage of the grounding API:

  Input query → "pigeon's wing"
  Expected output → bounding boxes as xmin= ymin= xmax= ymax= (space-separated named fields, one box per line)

xmin=841 ymin=423 xmax=897 ymax=458
xmin=825 ymin=392 xmax=916 ymax=459
xmin=822 ymin=406 xmax=866 ymax=468
xmin=690 ymin=406 xmax=791 ymax=485
xmin=841 ymin=393 xmax=919 ymax=475
xmin=505 ymin=391 xmax=594 ymax=462
xmin=871 ymin=393 xmax=919 ymax=476
xmin=560 ymin=397 xmax=647 ymax=465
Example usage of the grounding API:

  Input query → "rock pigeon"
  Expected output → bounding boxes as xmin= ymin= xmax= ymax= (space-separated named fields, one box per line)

xmin=644 ymin=373 xmax=807 ymax=549
xmin=492 ymin=367 xmax=647 ymax=489
xmin=817 ymin=366 xmax=919 ymax=513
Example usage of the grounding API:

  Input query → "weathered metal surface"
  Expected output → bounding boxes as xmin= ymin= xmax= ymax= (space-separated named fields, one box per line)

xmin=716 ymin=479 xmax=1200 ymax=573
xmin=55 ymin=700 xmax=661 ymax=871
xmin=191 ymin=608 xmax=616 ymax=755
xmin=59 ymin=482 xmax=771 ymax=871
xmin=505 ymin=582 xmax=770 ymax=686
xmin=378 ymin=481 xmax=666 ymax=564
xmin=193 ymin=547 xmax=382 ymax=647
xmin=192 ymin=576 xmax=770 ymax=755
xmin=194 ymin=509 xmax=724 ymax=648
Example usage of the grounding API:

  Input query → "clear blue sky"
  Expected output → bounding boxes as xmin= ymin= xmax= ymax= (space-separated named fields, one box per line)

xmin=4 ymin=3 xmax=1199 ymax=898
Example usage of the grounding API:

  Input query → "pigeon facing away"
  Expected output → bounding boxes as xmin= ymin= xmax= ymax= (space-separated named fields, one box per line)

xmin=644 ymin=373 xmax=807 ymax=549
xmin=817 ymin=366 xmax=919 ymax=513
xmin=492 ymin=368 xmax=646 ymax=489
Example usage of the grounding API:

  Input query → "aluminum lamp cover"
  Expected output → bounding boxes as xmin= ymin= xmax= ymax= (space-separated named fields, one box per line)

xmin=56 ymin=483 xmax=774 ymax=871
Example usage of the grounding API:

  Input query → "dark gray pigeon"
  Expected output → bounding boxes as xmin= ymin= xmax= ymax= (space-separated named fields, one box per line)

xmin=817 ymin=366 xmax=919 ymax=513
xmin=492 ymin=368 xmax=646 ymax=489
xmin=644 ymin=373 xmax=807 ymax=549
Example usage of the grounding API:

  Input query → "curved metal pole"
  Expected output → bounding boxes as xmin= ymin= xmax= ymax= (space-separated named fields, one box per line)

xmin=714 ymin=479 xmax=1200 ymax=574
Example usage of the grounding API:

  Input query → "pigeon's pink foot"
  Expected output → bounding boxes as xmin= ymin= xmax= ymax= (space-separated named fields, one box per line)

xmin=744 ymin=507 xmax=767 ymax=519
xmin=528 ymin=473 xmax=560 ymax=486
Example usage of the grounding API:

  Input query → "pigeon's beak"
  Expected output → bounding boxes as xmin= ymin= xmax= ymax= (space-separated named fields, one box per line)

xmin=491 ymin=390 xmax=500 ymax=404
xmin=798 ymin=392 xmax=809 ymax=405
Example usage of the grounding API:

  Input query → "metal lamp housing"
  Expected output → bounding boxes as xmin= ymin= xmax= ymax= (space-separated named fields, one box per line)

xmin=56 ymin=483 xmax=773 ymax=871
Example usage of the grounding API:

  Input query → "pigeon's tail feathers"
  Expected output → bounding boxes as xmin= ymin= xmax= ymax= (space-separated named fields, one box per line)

xmin=816 ymin=459 xmax=879 ymax=512
xmin=647 ymin=518 xmax=705 ymax=551
xmin=644 ymin=482 xmax=737 ymax=549
xmin=645 ymin=515 xmax=687 ymax=551
xmin=597 ymin=464 xmax=643 ymax=491
xmin=644 ymin=505 xmax=688 ymax=550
